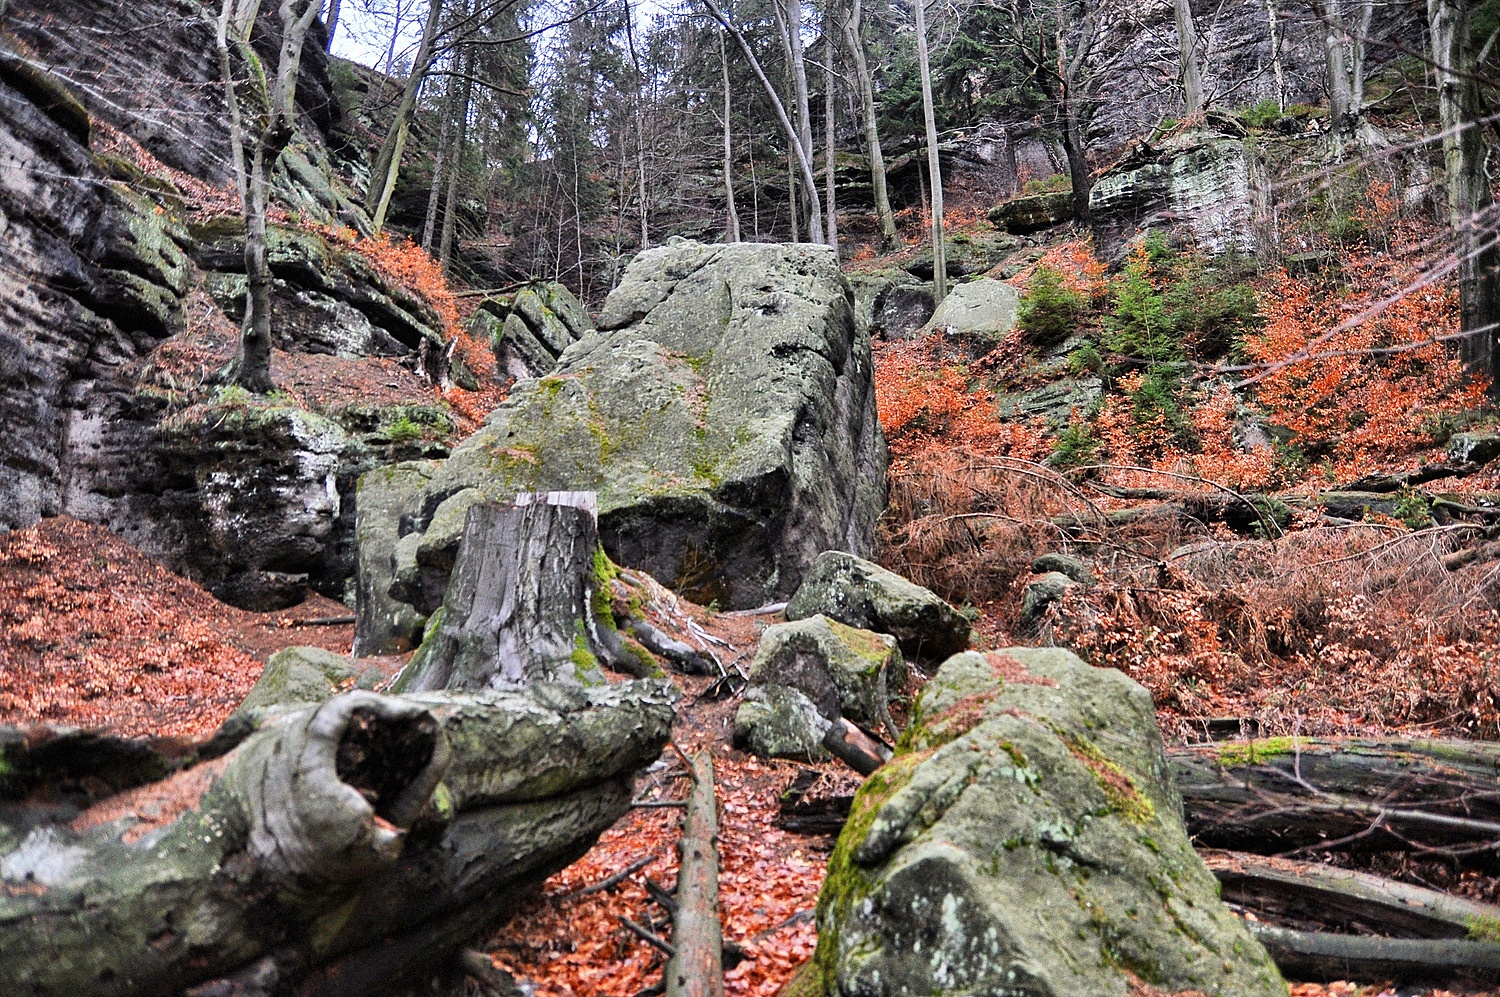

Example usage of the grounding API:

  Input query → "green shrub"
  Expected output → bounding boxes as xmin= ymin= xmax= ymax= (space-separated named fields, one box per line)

xmin=1066 ymin=340 xmax=1105 ymax=376
xmin=385 ymin=416 xmax=425 ymax=443
xmin=1104 ymin=255 xmax=1179 ymax=368
xmin=1018 ymin=265 xmax=1087 ymax=348
xmin=1021 ymin=172 xmax=1071 ymax=195
xmin=1239 ymin=99 xmax=1283 ymax=129
xmin=1050 ymin=420 xmax=1100 ymax=467
xmin=214 ymin=384 xmax=252 ymax=407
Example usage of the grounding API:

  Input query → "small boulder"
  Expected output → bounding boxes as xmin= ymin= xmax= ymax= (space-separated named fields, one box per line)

xmin=806 ymin=647 xmax=1284 ymax=997
xmin=1449 ymin=432 xmax=1500 ymax=466
xmin=237 ymin=646 xmax=383 ymax=714
xmin=874 ymin=283 xmax=936 ymax=341
xmin=786 ymin=551 xmax=969 ymax=663
xmin=733 ymin=684 xmax=833 ymax=761
xmin=1031 ymin=552 xmax=1091 ymax=584
xmin=1018 ymin=570 xmax=1078 ymax=632
xmin=747 ymin=615 xmax=902 ymax=727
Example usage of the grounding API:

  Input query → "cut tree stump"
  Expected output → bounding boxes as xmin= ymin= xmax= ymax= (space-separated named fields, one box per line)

xmin=395 ymin=493 xmax=631 ymax=691
xmin=664 ymin=750 xmax=723 ymax=997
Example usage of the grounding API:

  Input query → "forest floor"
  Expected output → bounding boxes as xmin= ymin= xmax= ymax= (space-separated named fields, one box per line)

xmin=1 ymin=514 xmax=1495 ymax=997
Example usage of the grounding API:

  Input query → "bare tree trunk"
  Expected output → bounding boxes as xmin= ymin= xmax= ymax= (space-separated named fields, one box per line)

xmin=841 ymin=0 xmax=898 ymax=250
xmin=367 ymin=0 xmax=445 ymax=232
xmin=440 ymin=37 xmax=474 ymax=273
xmin=1318 ymin=0 xmax=1354 ymax=158
xmin=1265 ymin=0 xmax=1286 ymax=111
xmin=823 ymin=33 xmax=838 ymax=251
xmin=701 ymin=0 xmax=824 ymax=245
xmin=1430 ymin=0 xmax=1500 ymax=396
xmin=422 ymin=89 xmax=455 ymax=252
xmin=788 ymin=152 xmax=800 ymax=240
xmin=913 ymin=0 xmax=946 ymax=302
xmin=219 ymin=0 xmax=324 ymax=393
xmin=773 ymin=0 xmax=819 ymax=241
xmin=625 ymin=0 xmax=650 ymax=250
xmin=324 ymin=0 xmax=341 ymax=50
xmin=720 ymin=31 xmax=740 ymax=243
xmin=1173 ymin=0 xmax=1204 ymax=115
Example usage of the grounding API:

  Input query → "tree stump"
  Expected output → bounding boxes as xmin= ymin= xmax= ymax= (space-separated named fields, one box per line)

xmin=396 ymin=492 xmax=631 ymax=692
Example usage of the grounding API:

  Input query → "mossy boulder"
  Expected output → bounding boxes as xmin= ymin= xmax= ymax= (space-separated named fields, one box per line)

xmin=746 ymin=614 xmax=902 ymax=727
xmin=1019 ymin=571 xmax=1079 ymax=632
xmin=806 ymin=647 xmax=1284 ymax=997
xmin=353 ymin=461 xmax=436 ymax=655
xmin=396 ymin=241 xmax=887 ymax=610
xmin=786 ymin=551 xmax=969 ymax=663
xmin=733 ymin=684 xmax=833 ymax=761
xmin=482 ymin=282 xmax=594 ymax=381
xmin=236 ymin=646 xmax=384 ymax=714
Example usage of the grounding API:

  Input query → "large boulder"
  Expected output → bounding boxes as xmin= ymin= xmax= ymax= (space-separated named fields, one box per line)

xmin=786 ymin=551 xmax=969 ymax=663
xmin=804 ymin=647 xmax=1284 ymax=997
xmin=989 ymin=190 xmax=1074 ymax=234
xmin=474 ymin=282 xmax=594 ymax=382
xmin=1089 ymin=125 xmax=1261 ymax=262
xmin=848 ymin=272 xmax=934 ymax=342
xmin=922 ymin=277 xmax=1020 ymax=347
xmin=384 ymin=241 xmax=887 ymax=611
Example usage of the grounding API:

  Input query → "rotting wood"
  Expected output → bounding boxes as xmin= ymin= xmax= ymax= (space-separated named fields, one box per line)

xmin=1203 ymin=848 xmax=1500 ymax=939
xmin=821 ymin=718 xmax=892 ymax=777
xmin=664 ymin=750 xmax=723 ymax=997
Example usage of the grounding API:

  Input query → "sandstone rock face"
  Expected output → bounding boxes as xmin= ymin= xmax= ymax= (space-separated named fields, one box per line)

xmin=807 ymin=647 xmax=1284 ymax=997
xmin=848 ymin=272 xmax=933 ymax=343
xmin=1089 ymin=127 xmax=1261 ymax=261
xmin=354 ymin=462 xmax=438 ymax=655
xmin=989 ymin=190 xmax=1074 ymax=234
xmin=474 ymin=282 xmax=594 ymax=382
xmin=388 ymin=241 xmax=887 ymax=611
xmin=786 ymin=551 xmax=969 ymax=663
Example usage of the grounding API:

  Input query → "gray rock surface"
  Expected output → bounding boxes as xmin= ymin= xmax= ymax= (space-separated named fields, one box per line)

xmin=1090 ymin=126 xmax=1260 ymax=261
xmin=395 ymin=240 xmax=888 ymax=610
xmin=988 ymin=190 xmax=1074 ymax=234
xmin=786 ymin=551 xmax=969 ymax=662
xmin=236 ymin=645 xmax=384 ymax=715
xmin=746 ymin=615 xmax=902 ymax=727
xmin=1018 ymin=571 xmax=1080 ymax=633
xmin=923 ymin=277 xmax=1021 ymax=345
xmin=848 ymin=272 xmax=935 ymax=343
xmin=354 ymin=461 xmax=436 ymax=655
xmin=995 ymin=376 xmax=1104 ymax=426
xmin=1031 ymin=553 xmax=1092 ymax=584
xmin=806 ymin=647 xmax=1284 ymax=997
xmin=477 ymin=282 xmax=593 ymax=381
xmin=733 ymin=684 xmax=833 ymax=762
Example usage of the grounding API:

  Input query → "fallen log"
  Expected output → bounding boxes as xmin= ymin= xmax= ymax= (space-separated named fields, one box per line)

xmin=664 ymin=750 xmax=723 ymax=997
xmin=0 ymin=683 xmax=677 ymax=997
xmin=1244 ymin=924 xmax=1500 ymax=986
xmin=1169 ymin=738 xmax=1500 ymax=865
xmin=1203 ymin=849 xmax=1500 ymax=939
xmin=821 ymin=718 xmax=891 ymax=777
xmin=394 ymin=493 xmax=628 ymax=691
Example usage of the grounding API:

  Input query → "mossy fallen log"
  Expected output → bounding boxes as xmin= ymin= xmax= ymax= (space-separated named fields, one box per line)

xmin=0 ymin=681 xmax=676 ymax=997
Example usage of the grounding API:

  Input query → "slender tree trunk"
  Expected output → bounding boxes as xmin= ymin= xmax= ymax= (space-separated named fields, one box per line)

xmin=823 ymin=34 xmax=838 ymax=251
xmin=440 ymin=39 xmax=474 ymax=273
xmin=663 ymin=751 xmax=724 ymax=997
xmin=1265 ymin=0 xmax=1286 ymax=111
xmin=1318 ymin=0 xmax=1354 ymax=158
xmin=701 ymin=0 xmax=824 ymax=244
xmin=1173 ymin=0 xmax=1204 ymax=115
xmin=775 ymin=0 xmax=819 ymax=240
xmin=422 ymin=95 xmax=454 ymax=252
xmin=788 ymin=152 xmax=800 ymax=240
xmin=367 ymin=0 xmax=444 ymax=231
xmin=221 ymin=0 xmax=324 ymax=393
xmin=720 ymin=31 xmax=740 ymax=243
xmin=912 ymin=0 xmax=946 ymax=302
xmin=842 ymin=0 xmax=897 ymax=250
xmin=1061 ymin=104 xmax=1091 ymax=226
xmin=323 ymin=0 xmax=341 ymax=50
xmin=625 ymin=0 xmax=650 ymax=250
xmin=1430 ymin=0 xmax=1500 ymax=395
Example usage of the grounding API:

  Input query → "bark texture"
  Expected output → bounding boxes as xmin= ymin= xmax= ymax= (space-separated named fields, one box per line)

xmin=663 ymin=750 xmax=723 ymax=997
xmin=0 ymin=682 xmax=676 ymax=996
xmin=395 ymin=494 xmax=624 ymax=692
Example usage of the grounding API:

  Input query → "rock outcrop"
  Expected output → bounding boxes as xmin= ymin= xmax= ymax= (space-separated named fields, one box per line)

xmin=849 ymin=272 xmax=934 ymax=343
xmin=803 ymin=647 xmax=1284 ymax=997
xmin=1089 ymin=124 xmax=1262 ymax=261
xmin=989 ymin=190 xmax=1074 ymax=234
xmin=471 ymin=282 xmax=594 ymax=381
xmin=376 ymin=240 xmax=887 ymax=614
